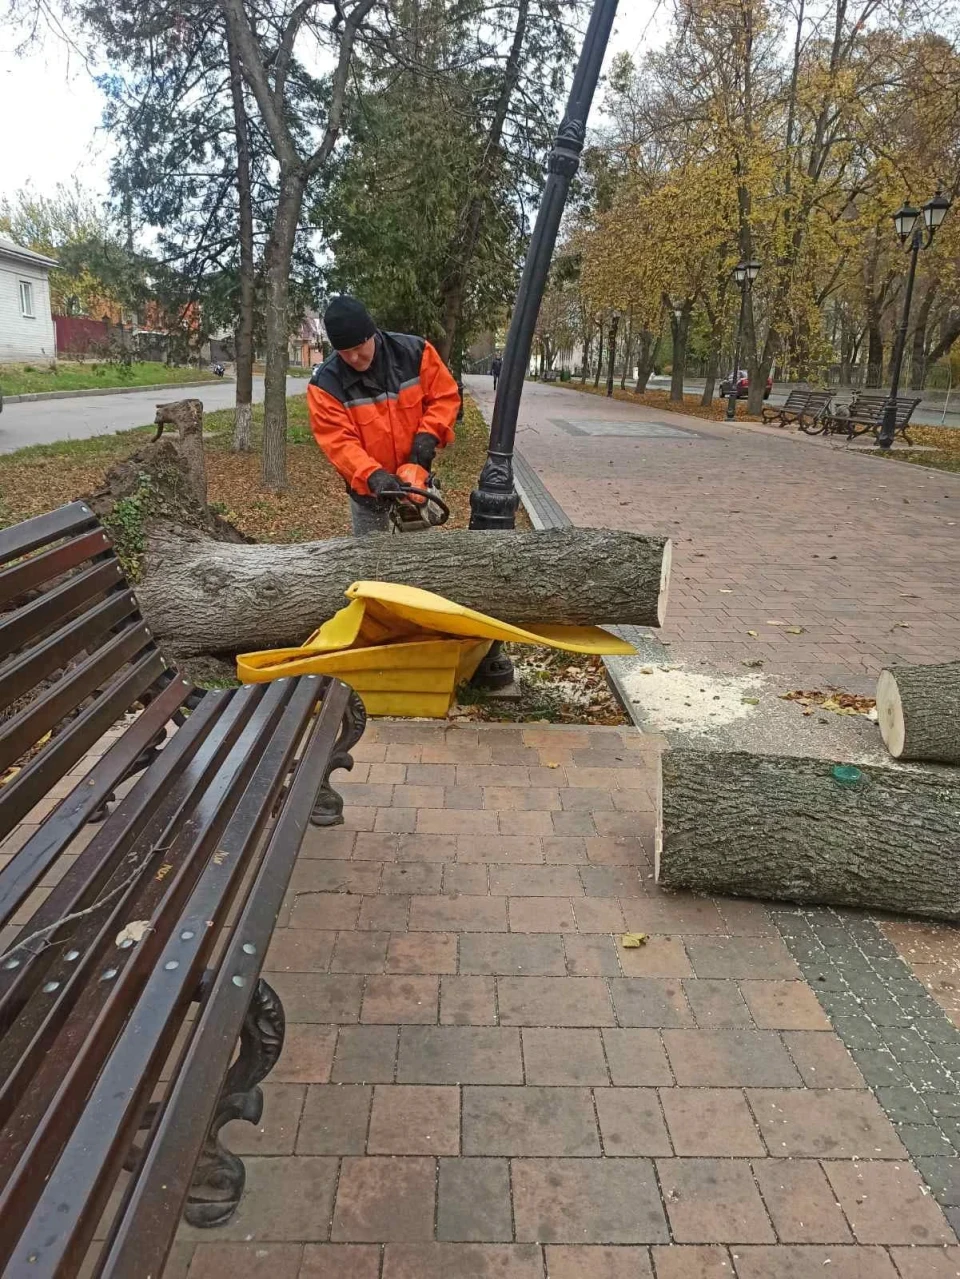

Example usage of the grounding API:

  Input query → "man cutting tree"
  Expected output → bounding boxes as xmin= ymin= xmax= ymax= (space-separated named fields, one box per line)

xmin=308 ymin=295 xmax=460 ymax=537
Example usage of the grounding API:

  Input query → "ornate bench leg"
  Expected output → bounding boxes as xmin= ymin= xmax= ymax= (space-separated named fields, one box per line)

xmin=310 ymin=689 xmax=367 ymax=827
xmin=185 ymin=978 xmax=286 ymax=1228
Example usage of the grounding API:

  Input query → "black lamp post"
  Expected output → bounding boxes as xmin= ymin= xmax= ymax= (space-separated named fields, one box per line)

xmin=877 ymin=189 xmax=952 ymax=449
xmin=725 ymin=260 xmax=760 ymax=421
xmin=469 ymin=0 xmax=620 ymax=529
xmin=605 ymin=309 xmax=621 ymax=397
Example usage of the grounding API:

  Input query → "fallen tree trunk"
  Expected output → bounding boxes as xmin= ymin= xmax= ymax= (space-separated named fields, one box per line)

xmin=658 ymin=748 xmax=960 ymax=921
xmin=877 ymin=661 xmax=960 ymax=763
xmin=138 ymin=527 xmax=672 ymax=657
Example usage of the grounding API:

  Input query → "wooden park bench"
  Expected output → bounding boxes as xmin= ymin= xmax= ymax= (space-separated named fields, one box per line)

xmin=762 ymin=388 xmax=833 ymax=430
xmin=0 ymin=502 xmax=364 ymax=1277
xmin=811 ymin=393 xmax=923 ymax=445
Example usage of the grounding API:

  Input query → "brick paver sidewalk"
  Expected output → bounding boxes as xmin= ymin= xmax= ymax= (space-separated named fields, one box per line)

xmin=466 ymin=377 xmax=960 ymax=689
xmin=145 ymin=721 xmax=955 ymax=1278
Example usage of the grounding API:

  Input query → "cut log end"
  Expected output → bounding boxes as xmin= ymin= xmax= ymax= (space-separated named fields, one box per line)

xmin=876 ymin=668 xmax=905 ymax=758
xmin=657 ymin=539 xmax=673 ymax=627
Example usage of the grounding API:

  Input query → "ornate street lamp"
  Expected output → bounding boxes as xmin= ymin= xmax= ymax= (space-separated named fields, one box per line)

xmin=605 ymin=309 xmax=621 ymax=397
xmin=725 ymin=260 xmax=760 ymax=421
xmin=879 ymin=191 xmax=952 ymax=448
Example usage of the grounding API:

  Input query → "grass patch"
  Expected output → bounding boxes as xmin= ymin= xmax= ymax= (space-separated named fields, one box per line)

xmin=559 ymin=379 xmax=760 ymax=422
xmin=0 ymin=360 xmax=219 ymax=396
xmin=871 ymin=424 xmax=960 ymax=474
xmin=0 ymin=392 xmax=527 ymax=539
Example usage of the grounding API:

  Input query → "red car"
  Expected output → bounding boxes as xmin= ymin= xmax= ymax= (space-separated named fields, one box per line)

xmin=719 ymin=370 xmax=773 ymax=399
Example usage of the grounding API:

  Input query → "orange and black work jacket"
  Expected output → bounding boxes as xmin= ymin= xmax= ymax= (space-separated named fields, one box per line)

xmin=307 ymin=330 xmax=459 ymax=502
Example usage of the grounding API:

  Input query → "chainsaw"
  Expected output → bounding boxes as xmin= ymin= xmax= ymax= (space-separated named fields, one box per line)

xmin=380 ymin=462 xmax=450 ymax=534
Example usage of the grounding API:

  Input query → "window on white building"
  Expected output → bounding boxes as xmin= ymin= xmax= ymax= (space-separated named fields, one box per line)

xmin=19 ymin=280 xmax=35 ymax=318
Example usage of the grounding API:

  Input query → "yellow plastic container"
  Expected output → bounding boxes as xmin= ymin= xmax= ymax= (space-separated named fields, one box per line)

xmin=237 ymin=581 xmax=635 ymax=718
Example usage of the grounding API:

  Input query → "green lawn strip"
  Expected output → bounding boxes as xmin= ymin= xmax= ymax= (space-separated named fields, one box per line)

xmin=0 ymin=361 xmax=219 ymax=395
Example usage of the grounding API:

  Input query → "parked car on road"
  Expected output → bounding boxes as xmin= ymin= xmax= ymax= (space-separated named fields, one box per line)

xmin=719 ymin=370 xmax=773 ymax=399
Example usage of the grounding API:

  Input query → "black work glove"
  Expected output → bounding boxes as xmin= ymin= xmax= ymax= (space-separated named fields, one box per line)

xmin=409 ymin=432 xmax=438 ymax=470
xmin=367 ymin=469 xmax=406 ymax=499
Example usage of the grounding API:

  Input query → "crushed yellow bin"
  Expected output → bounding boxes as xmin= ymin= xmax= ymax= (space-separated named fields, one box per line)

xmin=236 ymin=580 xmax=635 ymax=718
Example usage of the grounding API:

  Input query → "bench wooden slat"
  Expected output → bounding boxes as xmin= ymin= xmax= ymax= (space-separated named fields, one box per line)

xmin=0 ymin=503 xmax=99 ymax=569
xmin=0 ymin=528 xmax=114 ymax=609
xmin=0 ymin=589 xmax=141 ymax=716
xmin=99 ymin=679 xmax=347 ymax=1279
xmin=0 ymin=559 xmax=128 ymax=659
xmin=0 ymin=676 xmax=192 ymax=928
xmin=0 ymin=680 xmax=326 ymax=1274
xmin=0 ymin=648 xmax=168 ymax=838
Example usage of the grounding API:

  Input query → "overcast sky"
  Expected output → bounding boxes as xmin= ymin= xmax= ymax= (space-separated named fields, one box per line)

xmin=0 ymin=2 xmax=667 ymax=206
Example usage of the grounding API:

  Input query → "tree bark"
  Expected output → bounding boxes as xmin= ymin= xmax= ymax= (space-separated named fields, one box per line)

xmin=658 ymin=748 xmax=960 ymax=921
xmin=668 ymin=303 xmax=692 ymax=403
xmin=635 ymin=327 xmax=659 ymax=393
xmin=154 ymin=399 xmax=207 ymax=507
xmin=909 ymin=280 xmax=938 ymax=391
xmin=227 ymin=26 xmax=256 ymax=453
xmin=139 ymin=527 xmax=673 ymax=657
xmin=261 ymin=167 xmax=306 ymax=489
xmin=877 ymin=662 xmax=960 ymax=764
xmin=593 ymin=325 xmax=604 ymax=388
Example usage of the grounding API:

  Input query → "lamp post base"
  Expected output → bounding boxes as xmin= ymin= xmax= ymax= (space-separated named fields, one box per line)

xmin=725 ymin=392 xmax=738 ymax=421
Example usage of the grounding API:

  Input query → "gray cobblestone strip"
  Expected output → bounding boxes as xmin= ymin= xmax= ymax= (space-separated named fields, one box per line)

xmin=514 ymin=448 xmax=960 ymax=1222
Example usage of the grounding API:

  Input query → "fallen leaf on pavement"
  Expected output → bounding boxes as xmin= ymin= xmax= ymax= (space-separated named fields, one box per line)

xmin=785 ymin=626 xmax=804 ymax=634
xmin=741 ymin=696 xmax=760 ymax=705
xmin=747 ymin=630 xmax=758 ymax=637
xmin=621 ymin=933 xmax=647 ymax=949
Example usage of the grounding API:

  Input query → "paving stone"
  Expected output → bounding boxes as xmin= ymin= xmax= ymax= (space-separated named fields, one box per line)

xmin=594 ymin=1087 xmax=672 ymax=1155
xmin=563 ymin=934 xmax=622 ymax=977
xmin=265 ymin=930 xmax=336 ymax=974
xmin=582 ymin=836 xmax=646 ymax=865
xmin=299 ymin=1245 xmax=381 ymax=1279
xmin=382 ymin=1243 xmax=543 ymax=1278
xmin=553 ymin=811 xmax=600 ymax=837
xmin=682 ymin=980 xmax=752 ymax=1028
xmin=273 ymin=1025 xmax=338 ymax=1084
xmin=437 ymin=1158 xmax=513 ymax=1242
xmin=299 ymin=827 xmax=358 ymax=859
xmin=398 ymin=1027 xmax=524 ymax=1083
xmin=357 ymin=896 xmax=410 ymax=931
xmin=512 ymin=1157 xmax=669 ymax=1243
xmin=663 ymin=1031 xmax=800 ymax=1086
xmin=332 ymin=1026 xmax=398 ymax=1083
xmin=296 ymin=1084 xmax=371 ymax=1154
xmin=544 ymin=1245 xmax=654 ymax=1278
xmin=463 ymin=1085 xmax=600 ymax=1155
xmin=460 ymin=933 xmax=566 ymax=975
xmin=782 ymin=1031 xmax=865 ymax=1088
xmin=409 ymin=894 xmax=507 ymax=931
xmin=289 ymin=894 xmax=362 ymax=931
xmin=522 ymin=1027 xmax=610 ymax=1085
xmin=458 ymin=835 xmax=544 ymax=863
xmin=659 ymin=1088 xmax=764 ymax=1156
xmin=509 ymin=896 xmax=578 ymax=932
xmin=752 ymin=1160 xmax=853 ymax=1242
xmin=580 ymin=866 xmax=646 ymax=897
xmin=332 ymin=1157 xmax=436 ymax=1242
xmin=361 ymin=975 xmax=439 ymax=1024
xmin=915 ymin=1157 xmax=960 ymax=1206
xmin=397 ymin=833 xmax=457 ymax=862
xmin=823 ymin=1159 xmax=956 ymax=1244
xmin=739 ymin=981 xmax=831 ymax=1030
xmin=354 ymin=833 xmax=403 ymax=860
xmin=417 ymin=809 xmax=499 ymax=835
xmin=331 ymin=931 xmax=389 ymax=974
xmin=268 ymin=973 xmax=364 ymax=1024
xmin=224 ymin=1083 xmax=304 ymax=1155
xmin=442 ymin=864 xmax=489 ymax=895
xmin=746 ymin=1089 xmax=905 ymax=1158
xmin=543 ymin=836 xmax=591 ymax=864
xmin=179 ymin=1156 xmax=337 ymax=1241
xmin=367 ymin=1085 xmax=460 ymax=1155
xmin=656 ymin=1157 xmax=775 ymax=1243
xmin=381 ymin=862 xmax=443 ymax=895
xmin=685 ymin=937 xmax=801 ymax=980
xmin=572 ymin=897 xmax=627 ymax=932
xmin=874 ymin=1087 xmax=935 ymax=1126
xmin=183 ymin=1243 xmax=302 ymax=1279
xmin=440 ymin=976 xmax=497 ymax=1025
xmin=406 ymin=763 xmax=457 ymax=785
xmin=609 ymin=979 xmax=694 ymax=1028
xmin=618 ymin=936 xmax=694 ymax=978
xmin=602 ymin=1028 xmax=674 ymax=1085
xmin=619 ymin=898 xmax=726 ymax=935
xmin=714 ymin=899 xmax=775 ymax=937
xmin=497 ymin=976 xmax=616 ymax=1026
xmin=648 ymin=1247 xmax=734 ymax=1278
xmin=489 ymin=865 xmax=583 ymax=896
xmin=888 ymin=1246 xmax=960 ymax=1277
xmin=292 ymin=861 xmax=382 ymax=895
xmin=385 ymin=932 xmax=458 ymax=974
xmin=374 ymin=808 xmax=418 ymax=834
xmin=729 ymin=1245 xmax=899 ymax=1278
xmin=897 ymin=1124 xmax=956 ymax=1159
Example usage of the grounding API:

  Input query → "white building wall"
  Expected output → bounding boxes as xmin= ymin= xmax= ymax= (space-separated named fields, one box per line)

xmin=0 ymin=257 xmax=57 ymax=363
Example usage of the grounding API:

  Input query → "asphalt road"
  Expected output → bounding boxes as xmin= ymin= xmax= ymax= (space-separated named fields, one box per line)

xmin=0 ymin=376 xmax=310 ymax=452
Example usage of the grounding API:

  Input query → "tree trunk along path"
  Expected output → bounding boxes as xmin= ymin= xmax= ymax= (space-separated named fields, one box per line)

xmin=877 ymin=661 xmax=960 ymax=764
xmin=658 ymin=747 xmax=960 ymax=920
xmin=139 ymin=527 xmax=671 ymax=657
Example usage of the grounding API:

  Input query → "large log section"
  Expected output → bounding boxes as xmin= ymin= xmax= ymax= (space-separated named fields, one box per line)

xmin=877 ymin=660 xmax=960 ymax=764
xmin=658 ymin=748 xmax=960 ymax=921
xmin=138 ymin=528 xmax=672 ymax=657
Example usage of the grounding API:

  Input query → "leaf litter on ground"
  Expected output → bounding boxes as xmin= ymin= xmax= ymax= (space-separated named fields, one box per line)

xmin=780 ymin=688 xmax=877 ymax=719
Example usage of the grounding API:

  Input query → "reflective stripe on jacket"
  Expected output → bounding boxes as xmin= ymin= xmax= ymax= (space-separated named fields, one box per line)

xmin=307 ymin=331 xmax=459 ymax=497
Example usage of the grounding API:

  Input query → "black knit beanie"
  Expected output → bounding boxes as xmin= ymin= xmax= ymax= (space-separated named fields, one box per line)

xmin=323 ymin=295 xmax=376 ymax=350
